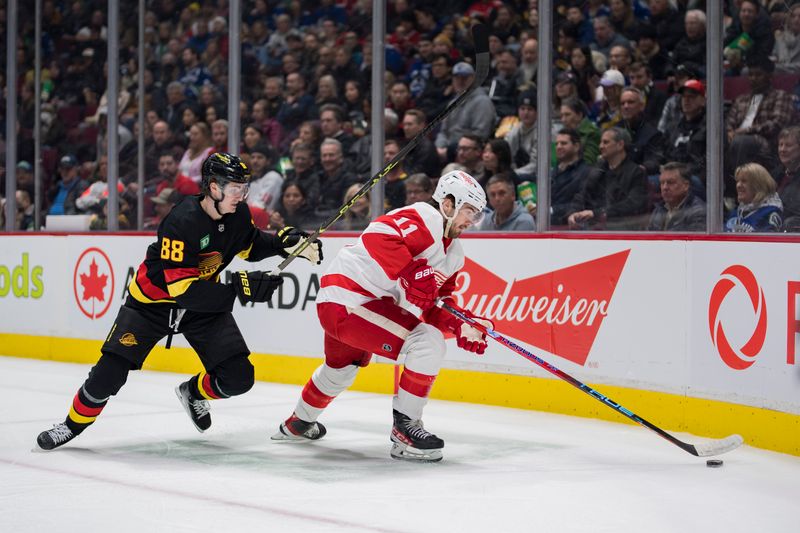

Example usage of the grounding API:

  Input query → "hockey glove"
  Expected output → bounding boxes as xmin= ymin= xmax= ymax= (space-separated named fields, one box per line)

xmin=232 ymin=271 xmax=283 ymax=305
xmin=456 ymin=312 xmax=494 ymax=355
xmin=277 ymin=226 xmax=323 ymax=264
xmin=397 ymin=259 xmax=438 ymax=310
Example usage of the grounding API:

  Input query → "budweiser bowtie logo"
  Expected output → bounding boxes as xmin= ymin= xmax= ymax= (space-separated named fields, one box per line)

xmin=449 ymin=250 xmax=631 ymax=365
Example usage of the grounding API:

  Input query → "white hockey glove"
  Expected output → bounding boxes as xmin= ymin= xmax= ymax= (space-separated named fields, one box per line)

xmin=456 ymin=313 xmax=494 ymax=355
xmin=277 ymin=226 xmax=323 ymax=264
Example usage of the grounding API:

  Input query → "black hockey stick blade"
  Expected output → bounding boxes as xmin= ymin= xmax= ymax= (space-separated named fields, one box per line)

xmin=438 ymin=301 xmax=745 ymax=458
xmin=275 ymin=24 xmax=491 ymax=273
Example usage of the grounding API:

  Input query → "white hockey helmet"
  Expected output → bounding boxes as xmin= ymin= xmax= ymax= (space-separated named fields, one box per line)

xmin=433 ymin=170 xmax=487 ymax=213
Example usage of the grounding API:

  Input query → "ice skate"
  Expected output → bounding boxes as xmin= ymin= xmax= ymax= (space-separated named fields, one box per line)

xmin=390 ymin=409 xmax=444 ymax=462
xmin=36 ymin=422 xmax=77 ymax=451
xmin=175 ymin=381 xmax=212 ymax=432
xmin=271 ymin=413 xmax=327 ymax=441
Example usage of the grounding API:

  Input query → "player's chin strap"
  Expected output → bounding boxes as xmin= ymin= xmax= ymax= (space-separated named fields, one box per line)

xmin=439 ymin=204 xmax=458 ymax=237
xmin=210 ymin=180 xmax=228 ymax=217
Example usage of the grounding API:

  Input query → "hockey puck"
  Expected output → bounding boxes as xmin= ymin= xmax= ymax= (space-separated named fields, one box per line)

xmin=706 ymin=459 xmax=724 ymax=467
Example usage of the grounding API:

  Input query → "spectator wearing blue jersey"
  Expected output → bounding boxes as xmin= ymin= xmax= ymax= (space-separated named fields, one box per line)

xmin=726 ymin=163 xmax=783 ymax=233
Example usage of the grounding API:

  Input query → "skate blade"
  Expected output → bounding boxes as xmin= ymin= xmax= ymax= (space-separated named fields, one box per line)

xmin=390 ymin=442 xmax=443 ymax=463
xmin=270 ymin=425 xmax=312 ymax=442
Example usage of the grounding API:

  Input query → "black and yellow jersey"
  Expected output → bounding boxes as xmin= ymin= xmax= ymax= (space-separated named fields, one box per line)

xmin=128 ymin=196 xmax=285 ymax=313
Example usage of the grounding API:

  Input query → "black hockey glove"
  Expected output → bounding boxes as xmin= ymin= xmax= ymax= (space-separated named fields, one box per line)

xmin=277 ymin=226 xmax=323 ymax=264
xmin=232 ymin=271 xmax=283 ymax=305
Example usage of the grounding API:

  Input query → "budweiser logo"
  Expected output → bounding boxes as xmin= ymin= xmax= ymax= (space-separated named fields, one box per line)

xmin=449 ymin=250 xmax=631 ymax=366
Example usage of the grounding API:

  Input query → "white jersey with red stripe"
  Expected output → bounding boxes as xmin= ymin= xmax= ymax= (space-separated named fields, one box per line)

xmin=318 ymin=202 xmax=463 ymax=317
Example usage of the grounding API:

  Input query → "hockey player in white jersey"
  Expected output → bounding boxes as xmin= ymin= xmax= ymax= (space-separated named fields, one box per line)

xmin=272 ymin=170 xmax=494 ymax=462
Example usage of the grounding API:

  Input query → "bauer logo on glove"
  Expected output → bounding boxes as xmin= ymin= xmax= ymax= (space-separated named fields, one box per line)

xmin=232 ymin=271 xmax=283 ymax=305
xmin=397 ymin=259 xmax=438 ymax=310
xmin=277 ymin=226 xmax=323 ymax=264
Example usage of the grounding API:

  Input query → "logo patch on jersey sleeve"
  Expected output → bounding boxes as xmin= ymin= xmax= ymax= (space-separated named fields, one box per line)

xmin=200 ymin=235 xmax=210 ymax=250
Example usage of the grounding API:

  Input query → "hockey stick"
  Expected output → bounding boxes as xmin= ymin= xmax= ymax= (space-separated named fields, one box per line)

xmin=439 ymin=301 xmax=744 ymax=458
xmin=274 ymin=23 xmax=491 ymax=273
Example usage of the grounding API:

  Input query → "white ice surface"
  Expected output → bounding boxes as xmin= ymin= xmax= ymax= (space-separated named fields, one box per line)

xmin=1 ymin=356 xmax=797 ymax=533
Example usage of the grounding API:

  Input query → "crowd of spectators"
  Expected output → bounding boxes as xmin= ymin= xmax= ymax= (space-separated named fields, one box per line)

xmin=2 ymin=0 xmax=800 ymax=234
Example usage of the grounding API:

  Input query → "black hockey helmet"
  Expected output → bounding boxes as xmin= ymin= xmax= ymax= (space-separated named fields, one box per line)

xmin=201 ymin=152 xmax=251 ymax=194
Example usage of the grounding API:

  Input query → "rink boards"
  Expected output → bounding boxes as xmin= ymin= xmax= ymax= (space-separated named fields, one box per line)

xmin=1 ymin=233 xmax=798 ymax=456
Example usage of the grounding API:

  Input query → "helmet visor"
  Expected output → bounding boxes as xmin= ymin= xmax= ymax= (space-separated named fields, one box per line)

xmin=222 ymin=181 xmax=250 ymax=199
xmin=459 ymin=203 xmax=485 ymax=225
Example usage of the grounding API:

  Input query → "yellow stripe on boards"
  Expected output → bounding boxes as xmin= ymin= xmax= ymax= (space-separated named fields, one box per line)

xmin=2 ymin=333 xmax=797 ymax=456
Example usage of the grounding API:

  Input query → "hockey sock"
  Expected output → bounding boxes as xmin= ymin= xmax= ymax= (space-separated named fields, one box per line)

xmin=295 ymin=364 xmax=358 ymax=422
xmin=395 ymin=367 xmax=437 ymax=420
xmin=65 ymin=386 xmax=108 ymax=434
xmin=191 ymin=372 xmax=225 ymax=400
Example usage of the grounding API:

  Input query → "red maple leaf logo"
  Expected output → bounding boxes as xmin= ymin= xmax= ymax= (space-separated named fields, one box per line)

xmin=79 ymin=258 xmax=108 ymax=302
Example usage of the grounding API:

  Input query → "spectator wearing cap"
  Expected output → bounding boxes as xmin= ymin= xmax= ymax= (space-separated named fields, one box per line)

xmin=620 ymin=87 xmax=665 ymax=176
xmin=594 ymin=69 xmax=625 ymax=130
xmin=628 ymin=62 xmax=668 ymax=126
xmin=672 ymin=10 xmax=707 ymax=78
xmin=505 ymin=90 xmax=539 ymax=178
xmin=435 ymin=61 xmax=496 ymax=160
xmin=590 ymin=16 xmax=631 ymax=61
xmin=47 ymin=155 xmax=88 ymax=216
xmin=489 ymin=49 xmax=525 ymax=119
xmin=647 ymin=0 xmax=686 ymax=54
xmin=726 ymin=57 xmax=797 ymax=147
xmin=554 ymin=71 xmax=580 ymax=112
xmin=247 ymin=143 xmax=284 ymax=213
xmin=633 ymin=24 xmax=670 ymax=82
xmin=771 ymin=126 xmax=800 ymax=228
xmin=15 ymin=161 xmax=34 ymax=198
xmin=560 ymin=98 xmax=601 ymax=164
xmin=647 ymin=162 xmax=706 ymax=232
xmin=665 ymin=80 xmax=707 ymax=181
xmin=724 ymin=0 xmax=775 ymax=76
xmin=774 ymin=3 xmax=800 ymax=75
xmin=143 ymin=187 xmax=180 ymax=230
xmin=657 ymin=64 xmax=696 ymax=135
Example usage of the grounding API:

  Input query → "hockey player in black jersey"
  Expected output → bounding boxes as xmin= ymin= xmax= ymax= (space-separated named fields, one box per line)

xmin=37 ymin=152 xmax=323 ymax=450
